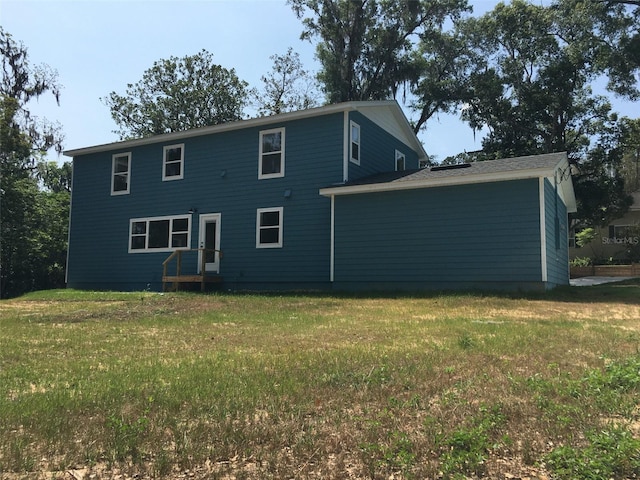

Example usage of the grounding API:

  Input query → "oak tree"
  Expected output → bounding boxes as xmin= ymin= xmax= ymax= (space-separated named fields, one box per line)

xmin=104 ymin=50 xmax=251 ymax=139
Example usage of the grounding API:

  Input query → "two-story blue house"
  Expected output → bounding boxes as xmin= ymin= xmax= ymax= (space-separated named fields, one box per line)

xmin=64 ymin=100 xmax=576 ymax=292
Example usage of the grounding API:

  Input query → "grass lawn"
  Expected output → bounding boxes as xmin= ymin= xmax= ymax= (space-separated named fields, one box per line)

xmin=1 ymin=283 xmax=639 ymax=479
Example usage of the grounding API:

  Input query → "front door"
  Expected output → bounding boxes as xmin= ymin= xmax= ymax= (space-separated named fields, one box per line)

xmin=198 ymin=213 xmax=221 ymax=273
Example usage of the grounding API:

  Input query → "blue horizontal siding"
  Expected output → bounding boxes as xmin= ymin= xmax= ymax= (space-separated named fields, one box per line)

xmin=348 ymin=111 xmax=419 ymax=180
xmin=333 ymin=179 xmax=544 ymax=289
xmin=544 ymin=178 xmax=570 ymax=287
xmin=67 ymin=113 xmax=345 ymax=291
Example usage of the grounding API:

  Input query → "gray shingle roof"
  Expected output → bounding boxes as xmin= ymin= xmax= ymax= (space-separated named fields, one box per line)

xmin=320 ymin=152 xmax=576 ymax=213
xmin=344 ymin=152 xmax=569 ymax=187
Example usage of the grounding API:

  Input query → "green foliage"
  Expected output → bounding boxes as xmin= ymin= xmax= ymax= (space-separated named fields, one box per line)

xmin=545 ymin=427 xmax=640 ymax=479
xmin=254 ymin=47 xmax=320 ymax=116
xmin=103 ymin=49 xmax=250 ymax=139
xmin=569 ymin=256 xmax=592 ymax=267
xmin=437 ymin=404 xmax=505 ymax=478
xmin=107 ymin=397 xmax=153 ymax=462
xmin=575 ymin=228 xmax=597 ymax=248
xmin=1 ymin=28 xmax=70 ymax=299
xmin=289 ymin=0 xmax=469 ymax=106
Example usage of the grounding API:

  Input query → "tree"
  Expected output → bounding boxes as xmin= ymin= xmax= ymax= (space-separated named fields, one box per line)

xmin=443 ymin=0 xmax=635 ymax=228
xmin=551 ymin=0 xmax=640 ymax=99
xmin=289 ymin=0 xmax=469 ymax=104
xmin=104 ymin=50 xmax=251 ymax=139
xmin=617 ymin=117 xmax=640 ymax=192
xmin=254 ymin=48 xmax=320 ymax=116
xmin=1 ymin=27 xmax=69 ymax=298
xmin=457 ymin=0 xmax=608 ymax=158
xmin=409 ymin=28 xmax=478 ymax=133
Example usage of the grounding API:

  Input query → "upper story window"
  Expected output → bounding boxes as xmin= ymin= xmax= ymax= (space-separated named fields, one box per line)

xmin=129 ymin=215 xmax=191 ymax=253
xmin=259 ymin=128 xmax=285 ymax=179
xmin=350 ymin=121 xmax=360 ymax=165
xmin=395 ymin=150 xmax=406 ymax=171
xmin=256 ymin=207 xmax=283 ymax=248
xmin=163 ymin=144 xmax=184 ymax=181
xmin=111 ymin=152 xmax=131 ymax=195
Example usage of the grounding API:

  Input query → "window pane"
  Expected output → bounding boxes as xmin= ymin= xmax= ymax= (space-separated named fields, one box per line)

xmin=114 ymin=156 xmax=129 ymax=173
xmin=113 ymin=173 xmax=128 ymax=191
xmin=260 ymin=227 xmax=279 ymax=244
xmin=165 ymin=161 xmax=181 ymax=178
xmin=172 ymin=218 xmax=188 ymax=232
xmin=261 ymin=211 xmax=280 ymax=227
xmin=262 ymin=132 xmax=281 ymax=153
xmin=131 ymin=236 xmax=146 ymax=250
xmin=132 ymin=222 xmax=146 ymax=235
xmin=148 ymin=220 xmax=170 ymax=248
xmin=171 ymin=233 xmax=188 ymax=248
xmin=351 ymin=125 xmax=359 ymax=142
xmin=166 ymin=147 xmax=182 ymax=162
xmin=262 ymin=152 xmax=282 ymax=175
xmin=351 ymin=143 xmax=359 ymax=160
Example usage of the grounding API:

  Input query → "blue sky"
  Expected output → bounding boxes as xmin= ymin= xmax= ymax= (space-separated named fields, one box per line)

xmin=2 ymin=0 xmax=638 ymax=163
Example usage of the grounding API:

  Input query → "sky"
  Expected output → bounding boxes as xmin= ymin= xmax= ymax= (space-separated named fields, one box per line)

xmin=2 ymin=0 xmax=638 ymax=163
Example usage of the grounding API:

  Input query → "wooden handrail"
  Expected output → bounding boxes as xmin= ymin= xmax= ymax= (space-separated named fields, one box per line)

xmin=162 ymin=248 xmax=223 ymax=292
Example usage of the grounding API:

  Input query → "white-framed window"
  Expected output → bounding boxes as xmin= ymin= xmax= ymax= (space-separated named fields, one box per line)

xmin=350 ymin=121 xmax=360 ymax=165
xmin=163 ymin=144 xmax=184 ymax=181
xmin=256 ymin=207 xmax=283 ymax=248
xmin=395 ymin=150 xmax=406 ymax=171
xmin=111 ymin=152 xmax=131 ymax=195
xmin=129 ymin=214 xmax=191 ymax=253
xmin=259 ymin=128 xmax=285 ymax=179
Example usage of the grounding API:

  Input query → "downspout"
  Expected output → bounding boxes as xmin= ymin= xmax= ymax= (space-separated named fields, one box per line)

xmin=343 ymin=111 xmax=349 ymax=182
xmin=330 ymin=195 xmax=335 ymax=282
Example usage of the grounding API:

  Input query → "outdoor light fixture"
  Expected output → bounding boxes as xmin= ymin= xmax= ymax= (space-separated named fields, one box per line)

xmin=188 ymin=207 xmax=198 ymax=214
xmin=284 ymin=189 xmax=292 ymax=198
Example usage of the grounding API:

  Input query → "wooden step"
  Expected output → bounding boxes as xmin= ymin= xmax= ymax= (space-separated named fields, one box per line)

xmin=162 ymin=275 xmax=223 ymax=292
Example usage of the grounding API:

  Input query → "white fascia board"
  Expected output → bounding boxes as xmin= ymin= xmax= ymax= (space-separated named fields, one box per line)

xmin=319 ymin=166 xmax=557 ymax=197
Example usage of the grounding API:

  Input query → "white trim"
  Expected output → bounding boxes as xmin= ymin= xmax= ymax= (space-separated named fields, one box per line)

xmin=111 ymin=152 xmax=131 ymax=195
xmin=320 ymin=166 xmax=561 ymax=197
xmin=539 ymin=178 xmax=548 ymax=282
xmin=330 ymin=195 xmax=335 ymax=282
xmin=349 ymin=121 xmax=360 ymax=165
xmin=128 ymin=214 xmax=192 ymax=253
xmin=256 ymin=207 xmax=283 ymax=248
xmin=343 ymin=111 xmax=349 ymax=182
xmin=162 ymin=144 xmax=184 ymax=181
xmin=198 ymin=213 xmax=221 ymax=274
xmin=258 ymin=127 xmax=285 ymax=179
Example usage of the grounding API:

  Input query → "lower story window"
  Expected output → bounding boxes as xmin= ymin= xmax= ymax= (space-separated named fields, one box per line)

xmin=129 ymin=215 xmax=191 ymax=252
xmin=256 ymin=207 xmax=283 ymax=248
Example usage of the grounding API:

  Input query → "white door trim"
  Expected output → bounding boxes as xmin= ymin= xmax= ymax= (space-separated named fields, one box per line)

xmin=198 ymin=213 xmax=221 ymax=274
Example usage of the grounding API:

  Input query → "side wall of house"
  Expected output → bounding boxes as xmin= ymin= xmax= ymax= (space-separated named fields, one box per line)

xmin=332 ymin=179 xmax=548 ymax=291
xmin=544 ymin=178 xmax=570 ymax=287
xmin=347 ymin=111 xmax=419 ymax=181
xmin=67 ymin=113 xmax=346 ymax=291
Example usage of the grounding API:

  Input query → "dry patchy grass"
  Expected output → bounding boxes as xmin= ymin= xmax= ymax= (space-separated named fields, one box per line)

xmin=1 ymin=283 xmax=639 ymax=479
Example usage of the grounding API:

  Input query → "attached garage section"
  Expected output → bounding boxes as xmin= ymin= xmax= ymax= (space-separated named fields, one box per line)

xmin=321 ymin=153 xmax=576 ymax=292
